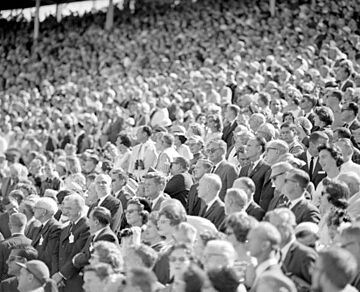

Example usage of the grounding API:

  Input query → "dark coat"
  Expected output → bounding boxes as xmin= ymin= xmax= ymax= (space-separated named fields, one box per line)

xmin=222 ymin=121 xmax=238 ymax=150
xmin=246 ymin=201 xmax=265 ymax=221
xmin=239 ymin=159 xmax=274 ymax=211
xmin=0 ymin=178 xmax=17 ymax=198
xmin=0 ymin=234 xmax=32 ymax=280
xmin=31 ymin=217 xmax=62 ymax=275
xmin=187 ymin=183 xmax=202 ymax=216
xmin=282 ymin=240 xmax=317 ymax=285
xmin=297 ymin=151 xmax=326 ymax=188
xmin=58 ymin=217 xmax=90 ymax=292
xmin=201 ymin=199 xmax=225 ymax=230
xmin=267 ymin=192 xmax=291 ymax=212
xmin=88 ymin=195 xmax=122 ymax=222
xmin=214 ymin=160 xmax=239 ymax=201
xmin=0 ymin=276 xmax=18 ymax=292
xmin=291 ymin=199 xmax=320 ymax=224
xmin=164 ymin=173 xmax=193 ymax=208
xmin=73 ymin=225 xmax=118 ymax=270
xmin=0 ymin=213 xmax=11 ymax=240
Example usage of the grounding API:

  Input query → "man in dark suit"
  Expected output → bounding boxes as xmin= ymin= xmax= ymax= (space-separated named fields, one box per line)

xmin=187 ymin=159 xmax=213 ymax=216
xmin=342 ymin=102 xmax=360 ymax=133
xmin=104 ymin=115 xmax=124 ymax=144
xmin=266 ymin=208 xmax=317 ymax=288
xmin=206 ymin=139 xmax=238 ymax=201
xmin=299 ymin=94 xmax=317 ymax=126
xmin=31 ymin=197 xmax=62 ymax=275
xmin=297 ymin=131 xmax=328 ymax=188
xmin=0 ymin=163 xmax=24 ymax=197
xmin=164 ymin=157 xmax=193 ymax=208
xmin=239 ymin=136 xmax=273 ymax=210
xmin=0 ymin=245 xmax=38 ymax=292
xmin=0 ymin=213 xmax=32 ymax=281
xmin=282 ymin=169 xmax=320 ymax=224
xmin=51 ymin=194 xmax=90 ymax=291
xmin=233 ymin=177 xmax=265 ymax=221
xmin=73 ymin=207 xmax=118 ymax=270
xmin=197 ymin=174 xmax=225 ymax=229
xmin=88 ymin=174 xmax=122 ymax=223
xmin=143 ymin=173 xmax=169 ymax=212
xmin=0 ymin=197 xmax=19 ymax=240
xmin=222 ymin=104 xmax=239 ymax=150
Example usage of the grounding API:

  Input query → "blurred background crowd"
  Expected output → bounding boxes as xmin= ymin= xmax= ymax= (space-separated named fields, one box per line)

xmin=1 ymin=0 xmax=360 ymax=291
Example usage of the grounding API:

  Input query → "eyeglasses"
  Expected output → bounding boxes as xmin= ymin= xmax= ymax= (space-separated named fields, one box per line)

xmin=225 ymin=230 xmax=234 ymax=236
xmin=8 ymin=255 xmax=23 ymax=262
xmin=125 ymin=209 xmax=139 ymax=214
xmin=340 ymin=241 xmax=357 ymax=249
xmin=169 ymin=256 xmax=189 ymax=263
xmin=158 ymin=219 xmax=170 ymax=225
xmin=266 ymin=147 xmax=278 ymax=152
xmin=206 ymin=148 xmax=219 ymax=154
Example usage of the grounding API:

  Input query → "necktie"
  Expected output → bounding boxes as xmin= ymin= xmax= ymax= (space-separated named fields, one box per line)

xmin=309 ymin=157 xmax=314 ymax=180
xmin=247 ymin=162 xmax=254 ymax=177
xmin=211 ymin=166 xmax=216 ymax=173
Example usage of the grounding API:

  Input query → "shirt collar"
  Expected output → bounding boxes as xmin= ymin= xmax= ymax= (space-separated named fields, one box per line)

xmin=93 ymin=226 xmax=107 ymax=240
xmin=98 ymin=194 xmax=110 ymax=206
xmin=205 ymin=197 xmax=218 ymax=211
xmin=290 ymin=194 xmax=304 ymax=209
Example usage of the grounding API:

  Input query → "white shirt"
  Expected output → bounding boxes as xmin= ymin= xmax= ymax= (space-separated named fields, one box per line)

xmin=341 ymin=160 xmax=360 ymax=176
xmin=306 ymin=151 xmax=318 ymax=173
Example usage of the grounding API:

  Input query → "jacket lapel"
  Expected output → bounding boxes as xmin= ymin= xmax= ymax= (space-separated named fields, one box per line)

xmin=282 ymin=242 xmax=297 ymax=272
xmin=249 ymin=160 xmax=263 ymax=177
xmin=205 ymin=200 xmax=218 ymax=218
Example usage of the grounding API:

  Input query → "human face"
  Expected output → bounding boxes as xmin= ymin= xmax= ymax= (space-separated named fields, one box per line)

xmin=157 ymin=215 xmax=173 ymax=237
xmin=282 ymin=174 xmax=299 ymax=199
xmin=245 ymin=139 xmax=260 ymax=160
xmin=144 ymin=178 xmax=160 ymax=200
xmin=33 ymin=204 xmax=47 ymax=221
xmin=318 ymin=149 xmax=337 ymax=172
xmin=280 ymin=127 xmax=295 ymax=144
xmin=6 ymin=250 xmax=23 ymax=276
xmin=224 ymin=195 xmax=237 ymax=216
xmin=193 ymin=162 xmax=208 ymax=180
xmin=95 ymin=175 xmax=111 ymax=198
xmin=141 ymin=221 xmax=159 ymax=243
xmin=339 ymin=234 xmax=360 ymax=262
xmin=62 ymin=199 xmax=80 ymax=222
xmin=188 ymin=141 xmax=202 ymax=154
xmin=125 ymin=204 xmax=142 ymax=227
xmin=264 ymin=146 xmax=279 ymax=165
xmin=83 ymin=271 xmax=105 ymax=292
xmin=169 ymin=248 xmax=191 ymax=280
xmin=170 ymin=160 xmax=182 ymax=176
xmin=246 ymin=229 xmax=263 ymax=258
xmin=206 ymin=143 xmax=223 ymax=164
xmin=88 ymin=213 xmax=99 ymax=234
xmin=270 ymin=100 xmax=281 ymax=114
xmin=197 ymin=177 xmax=209 ymax=201
xmin=271 ymin=171 xmax=286 ymax=192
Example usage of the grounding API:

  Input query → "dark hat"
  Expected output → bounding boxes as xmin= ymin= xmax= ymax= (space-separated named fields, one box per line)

xmin=208 ymin=266 xmax=240 ymax=292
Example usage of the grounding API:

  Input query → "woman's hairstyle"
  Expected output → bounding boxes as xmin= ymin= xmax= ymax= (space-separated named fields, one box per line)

xmin=127 ymin=198 xmax=149 ymax=225
xmin=314 ymin=106 xmax=334 ymax=126
xmin=282 ymin=112 xmax=295 ymax=123
xmin=158 ymin=203 xmax=187 ymax=226
xmin=225 ymin=213 xmax=258 ymax=243
xmin=117 ymin=134 xmax=132 ymax=148
xmin=206 ymin=114 xmax=223 ymax=132
xmin=326 ymin=209 xmax=352 ymax=229
xmin=317 ymin=143 xmax=344 ymax=167
xmin=323 ymin=178 xmax=349 ymax=209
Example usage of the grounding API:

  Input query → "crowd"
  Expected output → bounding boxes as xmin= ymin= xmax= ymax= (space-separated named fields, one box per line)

xmin=1 ymin=0 xmax=360 ymax=291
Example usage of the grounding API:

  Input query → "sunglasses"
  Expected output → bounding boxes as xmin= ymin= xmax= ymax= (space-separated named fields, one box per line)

xmin=206 ymin=148 xmax=219 ymax=154
xmin=169 ymin=256 xmax=189 ymax=262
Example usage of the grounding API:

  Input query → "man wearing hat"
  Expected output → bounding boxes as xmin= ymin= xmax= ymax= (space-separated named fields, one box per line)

xmin=16 ymin=260 xmax=57 ymax=292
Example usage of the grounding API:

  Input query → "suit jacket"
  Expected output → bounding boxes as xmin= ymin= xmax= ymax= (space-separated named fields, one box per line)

xmin=106 ymin=117 xmax=124 ymax=144
xmin=0 ymin=234 xmax=32 ymax=280
xmin=291 ymin=199 xmax=320 ymax=224
xmin=31 ymin=217 xmax=62 ymax=275
xmin=267 ymin=192 xmax=291 ymax=212
xmin=0 ymin=213 xmax=11 ymax=240
xmin=0 ymin=276 xmax=18 ymax=292
xmin=151 ymin=193 xmax=169 ymax=212
xmin=282 ymin=240 xmax=317 ymax=285
xmin=76 ymin=132 xmax=93 ymax=154
xmin=187 ymin=183 xmax=202 ymax=216
xmin=88 ymin=195 xmax=122 ymax=222
xmin=246 ymin=201 xmax=265 ymax=221
xmin=0 ymin=178 xmax=17 ymax=198
xmin=214 ymin=160 xmax=239 ymax=201
xmin=348 ymin=119 xmax=360 ymax=133
xmin=73 ymin=225 xmax=118 ymax=270
xmin=201 ymin=199 xmax=225 ymax=230
xmin=164 ymin=173 xmax=193 ymax=208
xmin=222 ymin=121 xmax=238 ymax=150
xmin=298 ymin=151 xmax=326 ymax=188
xmin=239 ymin=159 xmax=274 ymax=211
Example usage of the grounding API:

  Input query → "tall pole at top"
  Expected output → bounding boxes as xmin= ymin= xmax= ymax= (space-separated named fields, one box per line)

xmin=34 ymin=0 xmax=41 ymax=41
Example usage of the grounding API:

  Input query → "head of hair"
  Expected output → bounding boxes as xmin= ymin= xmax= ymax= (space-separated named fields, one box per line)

xmin=8 ymin=189 xmax=25 ymax=205
xmin=127 ymin=198 xmax=149 ymax=225
xmin=91 ymin=207 xmax=112 ymax=227
xmin=254 ymin=222 xmax=282 ymax=251
xmin=159 ymin=203 xmax=187 ymax=226
xmin=35 ymin=197 xmax=58 ymax=216
xmin=117 ymin=134 xmax=132 ymax=148
xmin=162 ymin=134 xmax=174 ymax=147
xmin=127 ymin=267 xmax=157 ymax=292
xmin=345 ymin=102 xmax=359 ymax=117
xmin=201 ymin=174 xmax=222 ymax=195
xmin=84 ymin=263 xmax=114 ymax=281
xmin=334 ymin=127 xmax=352 ymax=139
xmin=11 ymin=244 xmax=38 ymax=261
xmin=233 ymin=177 xmax=256 ymax=196
xmin=9 ymin=213 xmax=27 ymax=230
xmin=92 ymin=241 xmax=124 ymax=273
xmin=322 ymin=179 xmax=349 ymax=209
xmin=141 ymin=126 xmax=152 ymax=137
xmin=207 ymin=266 xmax=240 ymax=292
xmin=173 ymin=156 xmax=190 ymax=171
xmin=225 ymin=212 xmax=258 ymax=243
xmin=282 ymin=112 xmax=295 ymax=123
xmin=183 ymin=264 xmax=207 ymax=292
xmin=318 ymin=247 xmax=357 ymax=289
xmin=130 ymin=244 xmax=158 ymax=269
xmin=225 ymin=188 xmax=248 ymax=210
xmin=266 ymin=139 xmax=289 ymax=155
xmin=309 ymin=131 xmax=329 ymax=144
xmin=176 ymin=222 xmax=197 ymax=244
xmin=317 ymin=143 xmax=344 ymax=167
xmin=314 ymin=106 xmax=334 ymax=126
